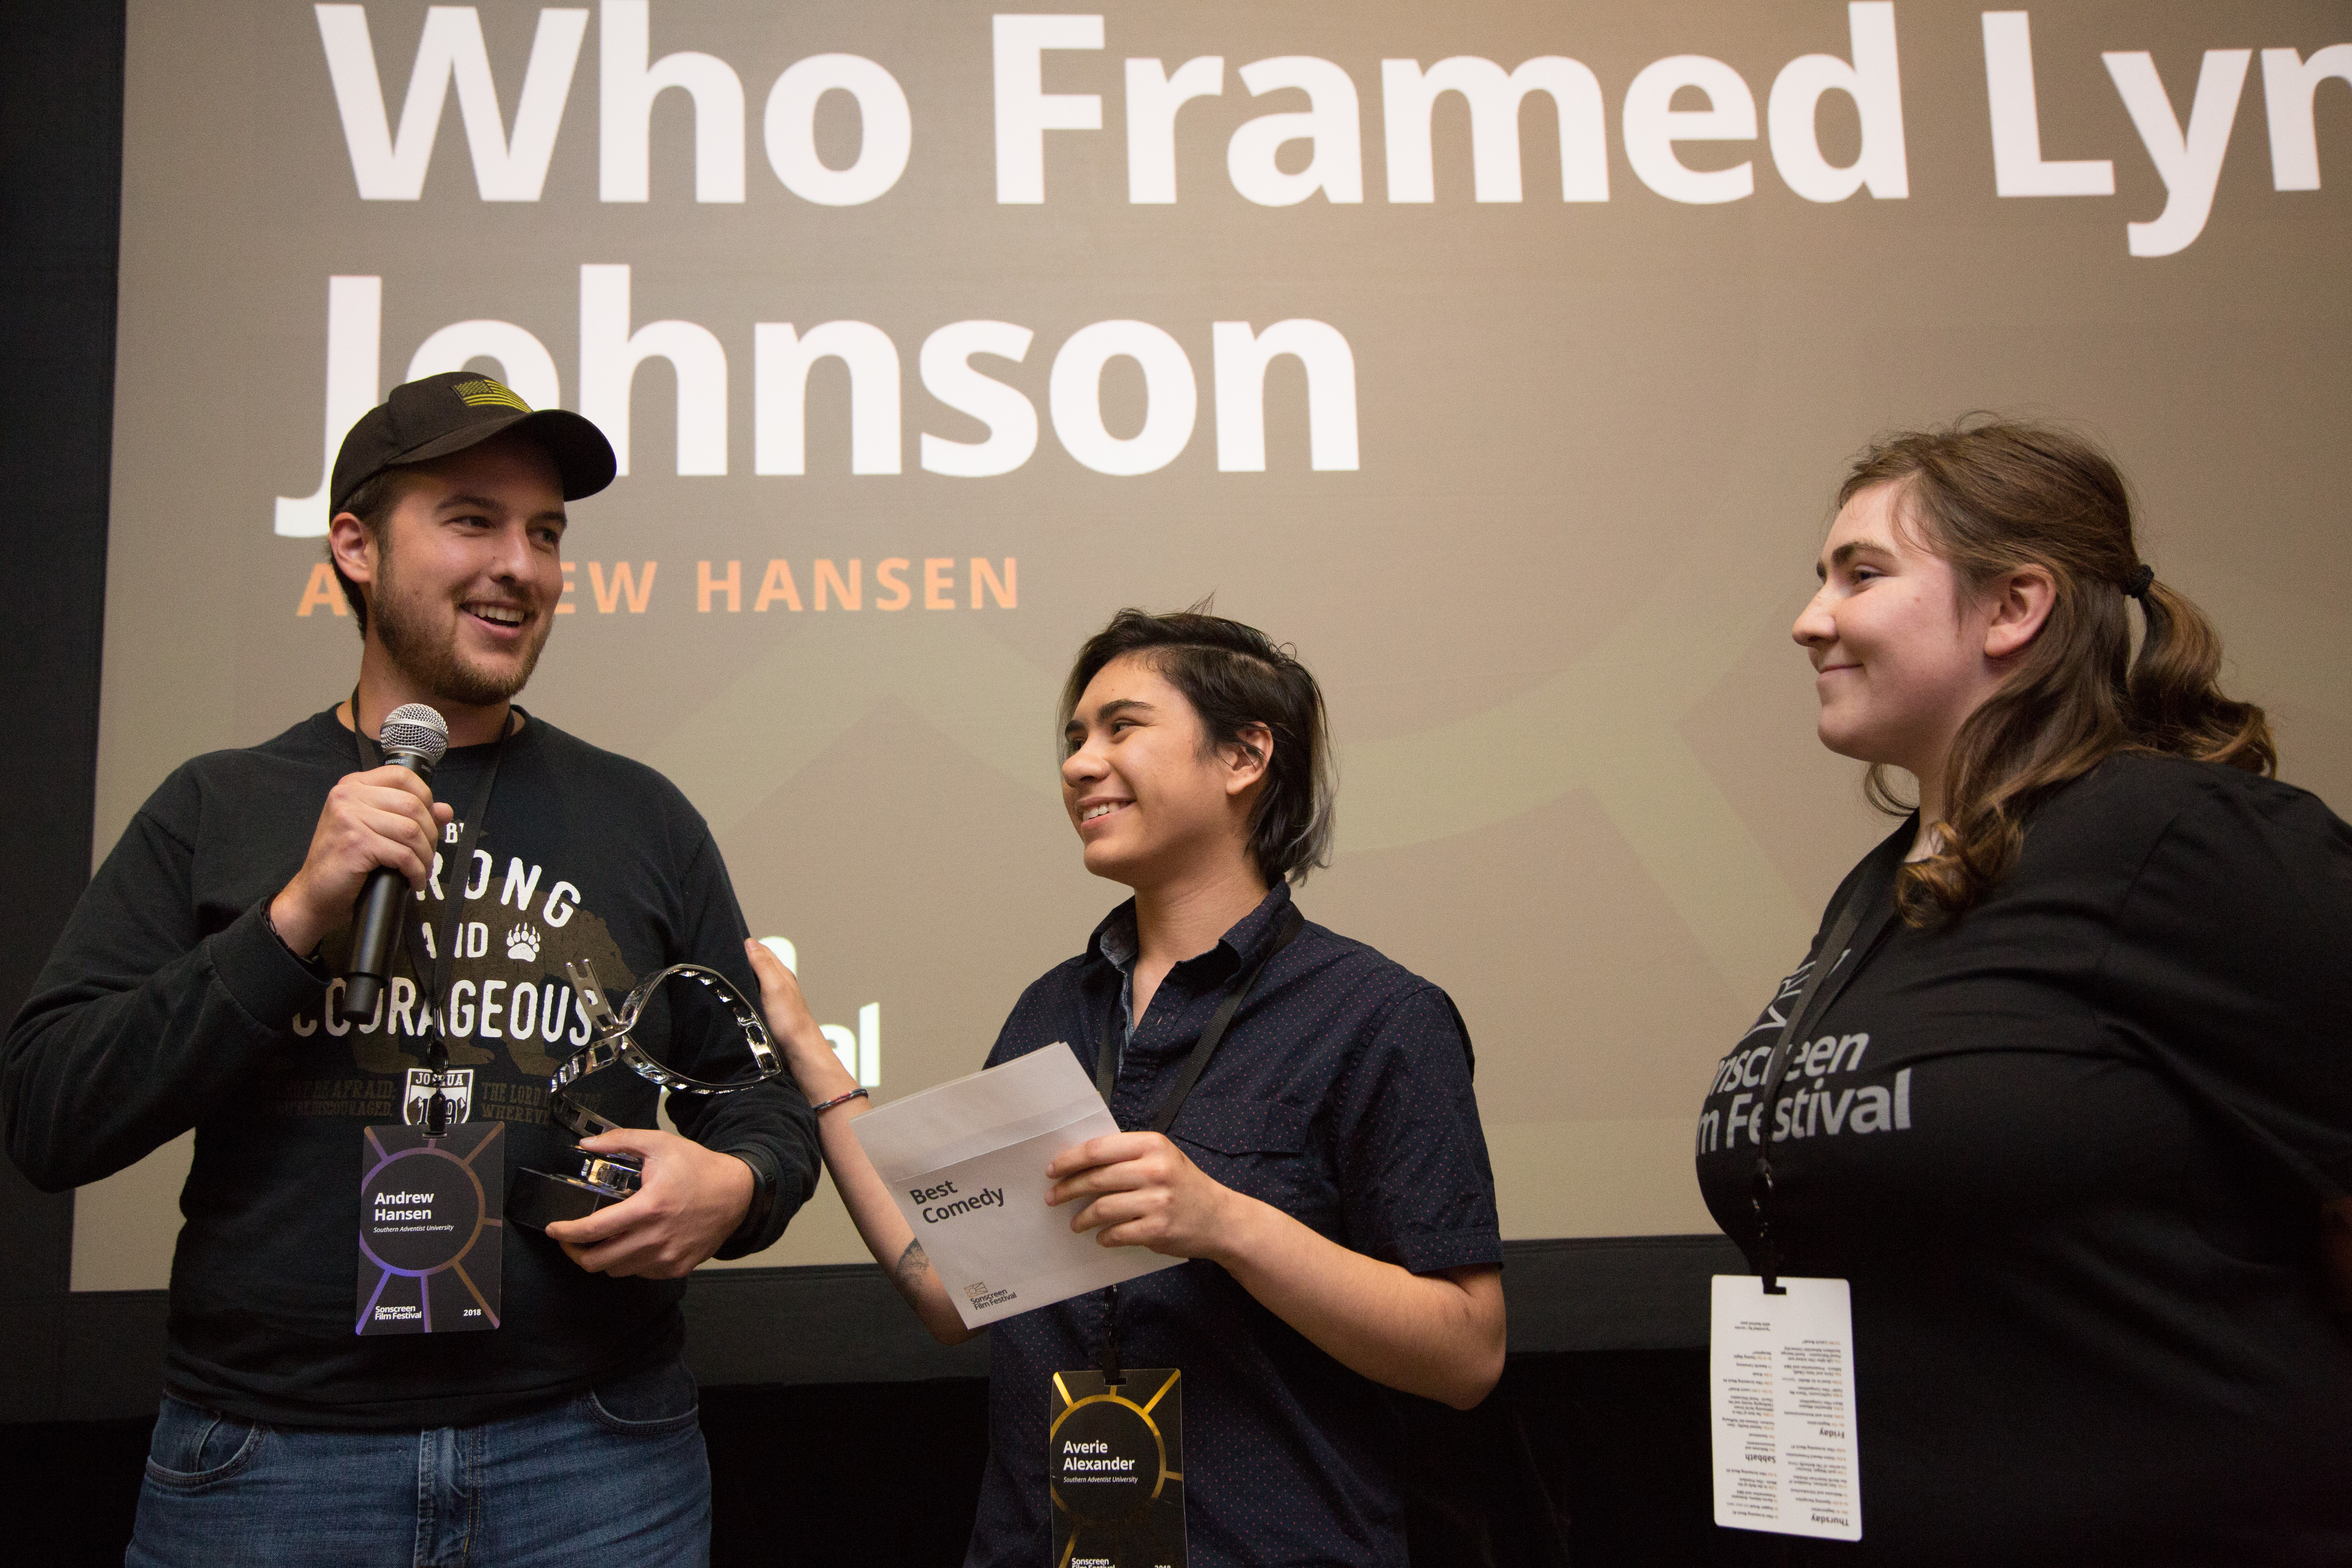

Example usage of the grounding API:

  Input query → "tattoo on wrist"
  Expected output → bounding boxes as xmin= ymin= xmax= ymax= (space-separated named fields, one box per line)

xmin=891 ymin=1238 xmax=932 ymax=1304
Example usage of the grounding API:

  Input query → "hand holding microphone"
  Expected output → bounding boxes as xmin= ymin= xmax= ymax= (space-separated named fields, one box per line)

xmin=267 ymin=706 xmax=452 ymax=1017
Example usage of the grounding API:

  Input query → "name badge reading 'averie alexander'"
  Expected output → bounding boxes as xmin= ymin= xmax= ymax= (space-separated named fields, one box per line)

xmin=1050 ymin=1368 xmax=1186 ymax=1568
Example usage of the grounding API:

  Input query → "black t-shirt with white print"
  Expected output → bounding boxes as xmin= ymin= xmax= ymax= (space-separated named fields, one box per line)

xmin=1695 ymin=754 xmax=2352 ymax=1566
xmin=3 ymin=708 xmax=819 ymax=1429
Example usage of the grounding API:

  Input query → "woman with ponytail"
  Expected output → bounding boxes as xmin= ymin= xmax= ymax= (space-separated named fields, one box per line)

xmin=1695 ymin=419 xmax=2352 ymax=1565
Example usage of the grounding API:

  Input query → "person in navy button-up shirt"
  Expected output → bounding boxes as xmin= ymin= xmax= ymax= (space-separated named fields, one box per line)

xmin=747 ymin=607 xmax=1505 ymax=1568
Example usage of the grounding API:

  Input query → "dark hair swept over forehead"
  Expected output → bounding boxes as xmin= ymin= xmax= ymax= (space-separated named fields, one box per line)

xmin=1061 ymin=603 xmax=1336 ymax=884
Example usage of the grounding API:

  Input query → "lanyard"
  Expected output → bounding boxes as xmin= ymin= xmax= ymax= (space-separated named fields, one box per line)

xmin=1748 ymin=849 xmax=1900 ymax=1293
xmin=351 ymin=693 xmax=511 ymax=1078
xmin=1087 ymin=900 xmax=1306 ymax=1382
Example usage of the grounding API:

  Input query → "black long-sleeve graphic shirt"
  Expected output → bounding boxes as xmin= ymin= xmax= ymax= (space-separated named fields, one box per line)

xmin=3 ymin=708 xmax=818 ymax=1428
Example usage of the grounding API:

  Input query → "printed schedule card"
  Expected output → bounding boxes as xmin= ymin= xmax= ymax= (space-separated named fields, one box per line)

xmin=1710 ymin=1274 xmax=1863 ymax=1541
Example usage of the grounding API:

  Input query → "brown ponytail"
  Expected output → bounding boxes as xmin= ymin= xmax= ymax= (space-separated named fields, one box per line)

xmin=1837 ymin=419 xmax=2273 ymax=923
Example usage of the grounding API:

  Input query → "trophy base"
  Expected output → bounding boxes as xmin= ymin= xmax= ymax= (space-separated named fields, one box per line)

xmin=509 ymin=1157 xmax=641 ymax=1232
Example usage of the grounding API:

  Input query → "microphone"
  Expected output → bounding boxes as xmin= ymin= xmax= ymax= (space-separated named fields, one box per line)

xmin=338 ymin=704 xmax=450 ymax=1024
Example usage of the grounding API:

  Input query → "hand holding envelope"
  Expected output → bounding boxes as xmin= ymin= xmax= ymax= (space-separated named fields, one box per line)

xmin=1045 ymin=1129 xmax=1248 ymax=1259
xmin=850 ymin=1047 xmax=1185 ymax=1329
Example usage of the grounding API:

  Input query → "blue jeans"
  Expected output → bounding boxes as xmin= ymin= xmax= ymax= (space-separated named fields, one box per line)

xmin=125 ymin=1356 xmax=710 ymax=1568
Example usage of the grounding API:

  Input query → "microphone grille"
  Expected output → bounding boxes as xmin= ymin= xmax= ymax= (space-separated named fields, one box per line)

xmin=378 ymin=704 xmax=450 ymax=768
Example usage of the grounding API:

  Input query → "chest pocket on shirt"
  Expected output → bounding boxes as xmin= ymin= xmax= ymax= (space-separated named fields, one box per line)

xmin=1172 ymin=1099 xmax=1314 ymax=1209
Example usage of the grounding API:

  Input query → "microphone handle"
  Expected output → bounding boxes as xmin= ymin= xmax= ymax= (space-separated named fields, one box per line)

xmin=337 ymin=751 xmax=435 ymax=1024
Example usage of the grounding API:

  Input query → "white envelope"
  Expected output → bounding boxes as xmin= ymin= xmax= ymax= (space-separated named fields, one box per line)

xmin=850 ymin=1045 xmax=1186 ymax=1328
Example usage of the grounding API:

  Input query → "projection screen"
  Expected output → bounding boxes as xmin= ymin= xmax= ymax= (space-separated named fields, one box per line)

xmin=73 ymin=0 xmax=2352 ymax=1287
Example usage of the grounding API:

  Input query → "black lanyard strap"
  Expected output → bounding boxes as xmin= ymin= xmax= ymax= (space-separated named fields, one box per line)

xmin=1748 ymin=852 xmax=1899 ymax=1291
xmin=352 ymin=693 xmax=510 ymax=1076
xmin=1095 ymin=903 xmax=1306 ymax=1136
xmin=1088 ymin=900 xmax=1306 ymax=1383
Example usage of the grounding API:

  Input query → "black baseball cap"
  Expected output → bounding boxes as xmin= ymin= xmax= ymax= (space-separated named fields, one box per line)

xmin=329 ymin=371 xmax=618 ymax=516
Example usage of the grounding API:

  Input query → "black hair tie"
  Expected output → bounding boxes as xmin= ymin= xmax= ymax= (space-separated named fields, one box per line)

xmin=2124 ymin=563 xmax=2155 ymax=601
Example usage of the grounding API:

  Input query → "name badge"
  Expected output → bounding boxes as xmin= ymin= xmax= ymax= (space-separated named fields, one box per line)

xmin=356 ymin=1121 xmax=504 ymax=1336
xmin=1710 ymin=1274 xmax=1862 ymax=1541
xmin=1049 ymin=1368 xmax=1186 ymax=1568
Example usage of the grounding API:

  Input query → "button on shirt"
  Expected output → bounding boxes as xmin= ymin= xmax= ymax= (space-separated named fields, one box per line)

xmin=965 ymin=883 xmax=1503 ymax=1568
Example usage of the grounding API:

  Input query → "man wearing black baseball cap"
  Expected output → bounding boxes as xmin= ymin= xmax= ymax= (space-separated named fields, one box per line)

xmin=332 ymin=369 xmax=618 ymax=507
xmin=4 ymin=374 xmax=820 ymax=1565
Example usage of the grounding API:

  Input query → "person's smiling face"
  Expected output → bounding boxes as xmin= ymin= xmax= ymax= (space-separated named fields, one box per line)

xmin=1792 ymin=480 xmax=2006 ymax=780
xmin=356 ymin=433 xmax=568 ymax=708
xmin=1060 ymin=654 xmax=1261 ymax=890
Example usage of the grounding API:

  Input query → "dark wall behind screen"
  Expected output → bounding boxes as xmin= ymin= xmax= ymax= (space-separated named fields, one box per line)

xmin=0 ymin=0 xmax=125 ymax=1412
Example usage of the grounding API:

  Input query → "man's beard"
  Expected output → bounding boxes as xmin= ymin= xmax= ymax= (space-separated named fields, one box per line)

xmin=370 ymin=550 xmax=549 ymax=707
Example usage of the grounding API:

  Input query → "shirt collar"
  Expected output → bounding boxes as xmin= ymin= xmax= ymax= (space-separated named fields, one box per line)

xmin=1094 ymin=902 xmax=1140 ymax=975
xmin=1087 ymin=880 xmax=1296 ymax=982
